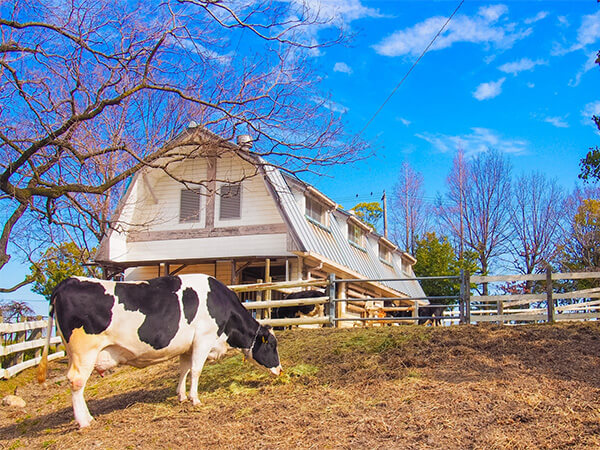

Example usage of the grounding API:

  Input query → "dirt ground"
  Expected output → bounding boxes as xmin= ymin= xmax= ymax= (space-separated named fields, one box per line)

xmin=2 ymin=322 xmax=600 ymax=449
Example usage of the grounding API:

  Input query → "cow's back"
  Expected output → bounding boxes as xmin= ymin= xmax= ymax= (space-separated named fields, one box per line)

xmin=52 ymin=277 xmax=116 ymax=343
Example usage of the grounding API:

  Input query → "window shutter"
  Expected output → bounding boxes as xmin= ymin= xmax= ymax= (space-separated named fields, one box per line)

xmin=180 ymin=189 xmax=201 ymax=222
xmin=219 ymin=184 xmax=241 ymax=220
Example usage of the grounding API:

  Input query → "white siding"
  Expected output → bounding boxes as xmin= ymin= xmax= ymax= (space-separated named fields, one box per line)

xmin=119 ymin=233 xmax=289 ymax=262
xmin=132 ymin=158 xmax=209 ymax=231
xmin=215 ymin=154 xmax=283 ymax=228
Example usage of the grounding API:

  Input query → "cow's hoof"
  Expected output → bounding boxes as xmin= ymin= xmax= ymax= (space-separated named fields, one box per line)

xmin=78 ymin=417 xmax=94 ymax=429
xmin=191 ymin=398 xmax=201 ymax=406
xmin=178 ymin=394 xmax=188 ymax=402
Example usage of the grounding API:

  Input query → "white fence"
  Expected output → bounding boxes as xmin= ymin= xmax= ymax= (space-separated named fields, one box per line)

xmin=0 ymin=319 xmax=64 ymax=379
xmin=466 ymin=269 xmax=600 ymax=324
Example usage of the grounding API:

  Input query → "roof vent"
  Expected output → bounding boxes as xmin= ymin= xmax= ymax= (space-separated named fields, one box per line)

xmin=237 ymin=134 xmax=253 ymax=149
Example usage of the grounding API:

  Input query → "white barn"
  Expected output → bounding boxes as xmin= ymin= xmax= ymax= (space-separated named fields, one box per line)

xmin=96 ymin=128 xmax=426 ymax=319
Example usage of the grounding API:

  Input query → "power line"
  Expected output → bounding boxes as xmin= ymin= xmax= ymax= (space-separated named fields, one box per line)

xmin=356 ymin=0 xmax=465 ymax=138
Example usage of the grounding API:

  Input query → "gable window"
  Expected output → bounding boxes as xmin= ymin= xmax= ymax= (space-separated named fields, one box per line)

xmin=180 ymin=189 xmax=202 ymax=223
xmin=219 ymin=183 xmax=241 ymax=220
xmin=305 ymin=196 xmax=327 ymax=226
xmin=348 ymin=223 xmax=365 ymax=248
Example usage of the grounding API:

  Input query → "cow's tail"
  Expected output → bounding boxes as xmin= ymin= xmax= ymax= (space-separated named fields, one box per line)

xmin=37 ymin=295 xmax=56 ymax=385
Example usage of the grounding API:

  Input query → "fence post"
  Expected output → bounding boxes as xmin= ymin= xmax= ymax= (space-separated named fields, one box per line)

xmin=328 ymin=273 xmax=336 ymax=327
xmin=459 ymin=269 xmax=465 ymax=324
xmin=465 ymin=270 xmax=471 ymax=324
xmin=32 ymin=315 xmax=43 ymax=358
xmin=412 ymin=300 xmax=419 ymax=324
xmin=546 ymin=266 xmax=555 ymax=324
xmin=256 ymin=279 xmax=263 ymax=320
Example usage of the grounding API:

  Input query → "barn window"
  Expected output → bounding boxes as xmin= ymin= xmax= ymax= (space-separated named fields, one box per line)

xmin=219 ymin=183 xmax=241 ymax=220
xmin=179 ymin=189 xmax=202 ymax=222
xmin=348 ymin=223 xmax=365 ymax=248
xmin=379 ymin=244 xmax=392 ymax=264
xmin=305 ymin=196 xmax=326 ymax=226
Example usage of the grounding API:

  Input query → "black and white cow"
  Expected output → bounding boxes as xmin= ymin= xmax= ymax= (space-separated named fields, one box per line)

xmin=271 ymin=290 xmax=325 ymax=320
xmin=418 ymin=305 xmax=447 ymax=326
xmin=37 ymin=274 xmax=282 ymax=428
xmin=271 ymin=290 xmax=325 ymax=329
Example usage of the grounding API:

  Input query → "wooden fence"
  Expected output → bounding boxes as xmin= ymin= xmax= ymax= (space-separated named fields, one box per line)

xmin=2 ymin=269 xmax=598 ymax=378
xmin=466 ymin=268 xmax=600 ymax=324
xmin=231 ymin=269 xmax=600 ymax=327
xmin=0 ymin=319 xmax=64 ymax=379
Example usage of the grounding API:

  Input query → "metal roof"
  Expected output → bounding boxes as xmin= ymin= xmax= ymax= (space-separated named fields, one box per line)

xmin=262 ymin=164 xmax=426 ymax=299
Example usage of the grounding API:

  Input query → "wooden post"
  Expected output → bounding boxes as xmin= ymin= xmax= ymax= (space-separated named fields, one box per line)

xmin=256 ymin=279 xmax=263 ymax=320
xmin=14 ymin=317 xmax=27 ymax=365
xmin=546 ymin=266 xmax=555 ymax=323
xmin=265 ymin=259 xmax=272 ymax=320
xmin=328 ymin=273 xmax=336 ymax=327
xmin=335 ymin=281 xmax=345 ymax=328
xmin=412 ymin=300 xmax=419 ymax=325
xmin=465 ymin=270 xmax=471 ymax=324
xmin=32 ymin=315 xmax=43 ymax=358
xmin=459 ymin=269 xmax=465 ymax=324
xmin=497 ymin=299 xmax=504 ymax=325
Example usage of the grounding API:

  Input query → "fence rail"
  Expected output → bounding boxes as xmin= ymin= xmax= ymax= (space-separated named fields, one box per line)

xmin=229 ymin=268 xmax=600 ymax=328
xmin=1 ymin=319 xmax=64 ymax=379
xmin=2 ymin=269 xmax=598 ymax=379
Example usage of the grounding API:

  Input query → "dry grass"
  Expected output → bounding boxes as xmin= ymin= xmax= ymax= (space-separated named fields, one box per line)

xmin=2 ymin=322 xmax=600 ymax=449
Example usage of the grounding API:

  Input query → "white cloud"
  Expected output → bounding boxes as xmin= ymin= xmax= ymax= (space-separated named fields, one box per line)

xmin=569 ymin=51 xmax=598 ymax=87
xmin=575 ymin=10 xmax=600 ymax=49
xmin=473 ymin=78 xmax=505 ymax=100
xmin=555 ymin=10 xmax=600 ymax=54
xmin=527 ymin=82 xmax=535 ymax=88
xmin=312 ymin=96 xmax=349 ymax=114
xmin=524 ymin=11 xmax=548 ymax=25
xmin=293 ymin=0 xmax=383 ymax=26
xmin=416 ymin=127 xmax=528 ymax=156
xmin=582 ymin=101 xmax=600 ymax=126
xmin=543 ymin=116 xmax=569 ymax=128
xmin=498 ymin=58 xmax=547 ymax=75
xmin=372 ymin=5 xmax=531 ymax=57
xmin=398 ymin=117 xmax=411 ymax=126
xmin=557 ymin=16 xmax=569 ymax=28
xmin=333 ymin=62 xmax=353 ymax=74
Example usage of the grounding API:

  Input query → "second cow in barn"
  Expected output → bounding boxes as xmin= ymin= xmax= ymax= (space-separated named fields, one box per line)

xmin=271 ymin=290 xmax=325 ymax=328
xmin=37 ymin=274 xmax=282 ymax=428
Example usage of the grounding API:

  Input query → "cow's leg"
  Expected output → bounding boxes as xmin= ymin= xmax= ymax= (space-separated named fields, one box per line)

xmin=188 ymin=340 xmax=213 ymax=406
xmin=67 ymin=350 xmax=99 ymax=428
xmin=177 ymin=351 xmax=192 ymax=402
xmin=66 ymin=329 xmax=104 ymax=428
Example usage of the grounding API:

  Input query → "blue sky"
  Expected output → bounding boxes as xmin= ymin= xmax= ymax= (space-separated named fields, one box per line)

xmin=2 ymin=1 xmax=599 ymax=315
xmin=300 ymin=1 xmax=600 ymax=210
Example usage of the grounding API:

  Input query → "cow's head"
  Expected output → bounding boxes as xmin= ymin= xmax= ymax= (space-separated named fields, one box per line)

xmin=245 ymin=325 xmax=282 ymax=376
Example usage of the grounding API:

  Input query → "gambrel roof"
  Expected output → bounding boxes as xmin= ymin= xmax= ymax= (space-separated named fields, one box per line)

xmin=96 ymin=129 xmax=425 ymax=299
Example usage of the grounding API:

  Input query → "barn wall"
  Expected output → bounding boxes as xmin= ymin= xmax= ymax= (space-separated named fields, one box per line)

xmin=214 ymin=153 xmax=283 ymax=228
xmin=117 ymin=233 xmax=289 ymax=263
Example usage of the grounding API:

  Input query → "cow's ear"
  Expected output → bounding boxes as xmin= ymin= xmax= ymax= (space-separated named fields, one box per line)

xmin=264 ymin=325 xmax=273 ymax=330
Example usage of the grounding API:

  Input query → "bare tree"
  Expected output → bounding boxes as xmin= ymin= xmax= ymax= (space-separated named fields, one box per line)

xmin=390 ymin=162 xmax=429 ymax=254
xmin=508 ymin=172 xmax=565 ymax=279
xmin=438 ymin=149 xmax=512 ymax=293
xmin=0 ymin=1 xmax=366 ymax=291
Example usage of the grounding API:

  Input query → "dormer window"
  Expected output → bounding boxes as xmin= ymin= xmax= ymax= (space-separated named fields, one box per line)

xmin=305 ymin=196 xmax=327 ymax=226
xmin=348 ymin=223 xmax=366 ymax=248
xmin=379 ymin=245 xmax=392 ymax=263
xmin=378 ymin=236 xmax=396 ymax=265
